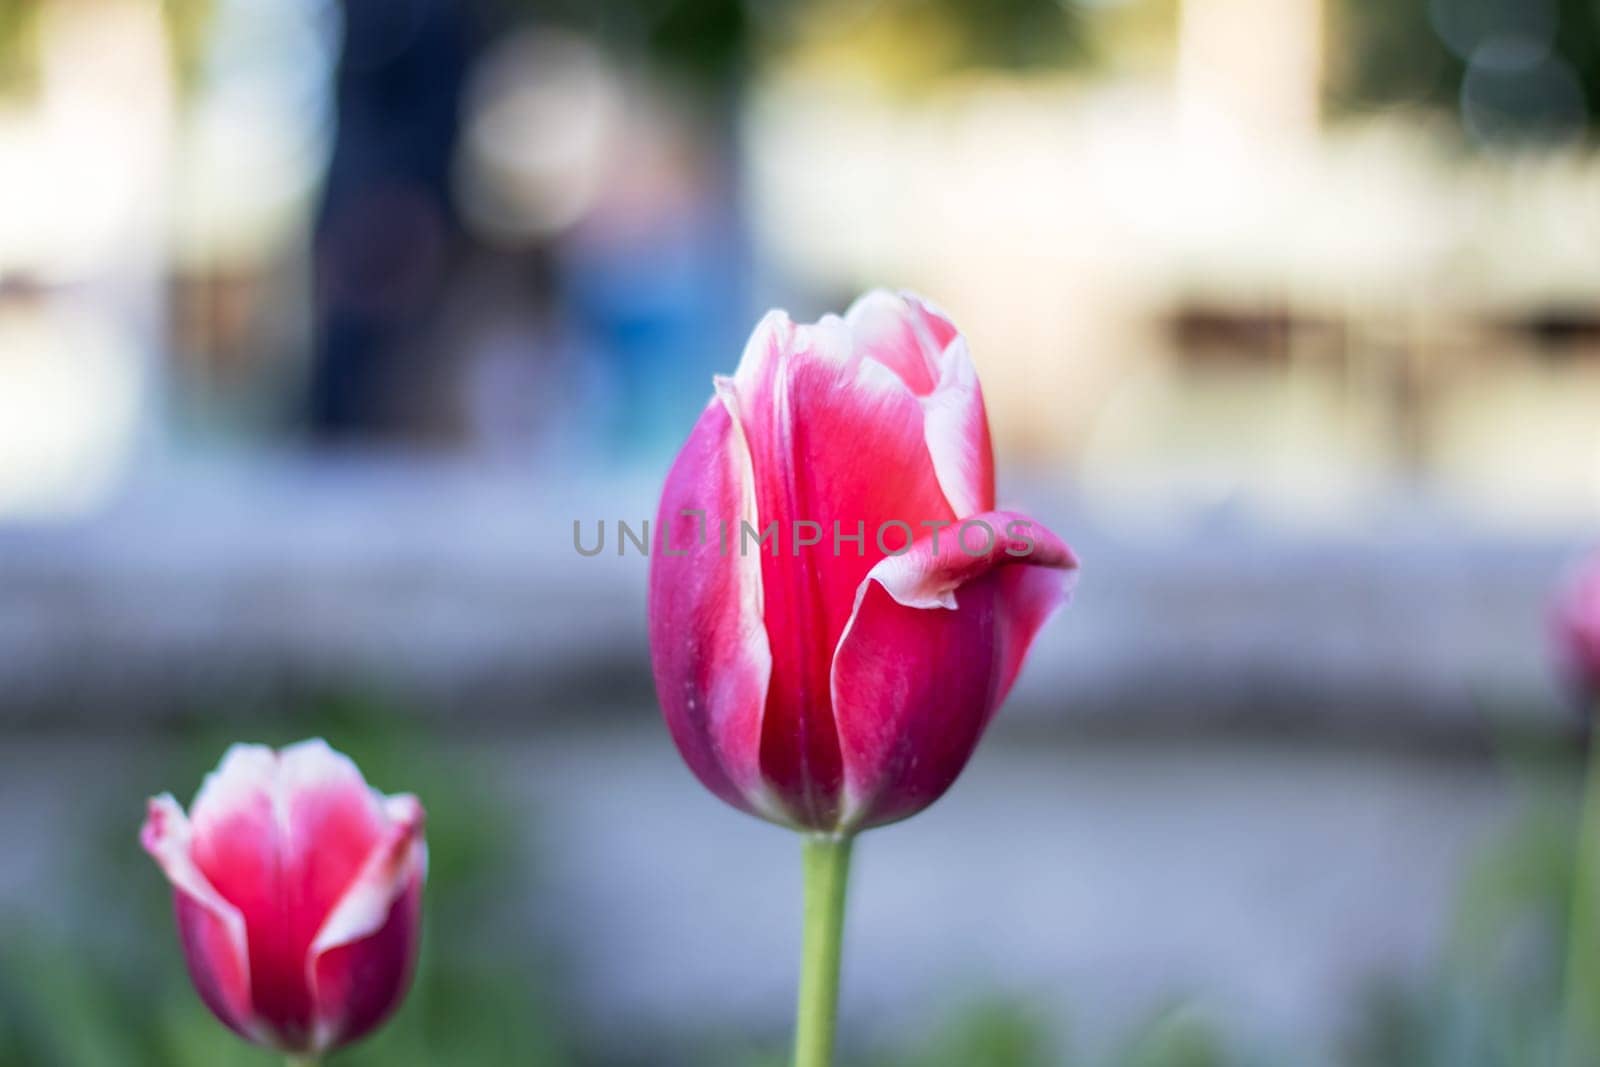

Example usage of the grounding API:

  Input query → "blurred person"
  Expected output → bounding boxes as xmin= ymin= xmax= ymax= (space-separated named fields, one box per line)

xmin=556 ymin=93 xmax=749 ymax=464
xmin=309 ymin=0 xmax=479 ymax=441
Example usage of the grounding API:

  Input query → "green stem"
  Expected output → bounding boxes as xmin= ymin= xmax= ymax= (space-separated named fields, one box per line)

xmin=793 ymin=834 xmax=854 ymax=1067
xmin=1564 ymin=718 xmax=1600 ymax=1067
xmin=286 ymin=1057 xmax=320 ymax=1067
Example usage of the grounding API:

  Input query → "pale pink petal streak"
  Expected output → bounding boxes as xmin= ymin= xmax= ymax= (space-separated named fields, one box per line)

xmin=649 ymin=383 xmax=776 ymax=820
xmin=920 ymin=335 xmax=995 ymax=518
xmin=277 ymin=739 xmax=391 ymax=927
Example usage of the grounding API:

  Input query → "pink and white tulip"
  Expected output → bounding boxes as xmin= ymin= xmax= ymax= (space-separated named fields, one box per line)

xmin=649 ymin=291 xmax=1078 ymax=832
xmin=1555 ymin=553 xmax=1600 ymax=706
xmin=141 ymin=740 xmax=426 ymax=1057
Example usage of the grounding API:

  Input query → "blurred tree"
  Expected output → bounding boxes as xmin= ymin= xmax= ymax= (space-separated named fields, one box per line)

xmin=1329 ymin=0 xmax=1459 ymax=114
xmin=1332 ymin=0 xmax=1600 ymax=145
xmin=924 ymin=0 xmax=1092 ymax=70
xmin=503 ymin=0 xmax=1093 ymax=89
xmin=0 ymin=0 xmax=215 ymax=96
xmin=0 ymin=0 xmax=37 ymax=92
xmin=309 ymin=0 xmax=481 ymax=439
xmin=1554 ymin=0 xmax=1600 ymax=124
xmin=500 ymin=0 xmax=752 ymax=89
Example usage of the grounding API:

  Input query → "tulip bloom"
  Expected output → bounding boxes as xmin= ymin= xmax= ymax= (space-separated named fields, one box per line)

xmin=649 ymin=290 xmax=1078 ymax=831
xmin=651 ymin=292 xmax=1076 ymax=1066
xmin=141 ymin=740 xmax=426 ymax=1060
xmin=1555 ymin=553 xmax=1600 ymax=706
xmin=1556 ymin=555 xmax=1600 ymax=1061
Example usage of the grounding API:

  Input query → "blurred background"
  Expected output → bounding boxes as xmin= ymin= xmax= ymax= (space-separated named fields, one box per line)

xmin=2 ymin=0 xmax=1599 ymax=1063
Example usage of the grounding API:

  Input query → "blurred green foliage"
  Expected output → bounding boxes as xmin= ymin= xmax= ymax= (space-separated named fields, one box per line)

xmin=0 ymin=694 xmax=1237 ymax=1067
xmin=896 ymin=0 xmax=1092 ymax=72
xmin=1346 ymin=757 xmax=1582 ymax=1067
xmin=889 ymin=998 xmax=1064 ymax=1067
xmin=880 ymin=999 xmax=1248 ymax=1067
xmin=513 ymin=0 xmax=752 ymax=88
xmin=1328 ymin=0 xmax=1460 ymax=114
xmin=1333 ymin=0 xmax=1600 ymax=141
xmin=0 ymin=0 xmax=46 ymax=91
xmin=3 ymin=694 xmax=1597 ymax=1066
xmin=0 ymin=695 xmax=582 ymax=1067
xmin=494 ymin=0 xmax=1094 ymax=88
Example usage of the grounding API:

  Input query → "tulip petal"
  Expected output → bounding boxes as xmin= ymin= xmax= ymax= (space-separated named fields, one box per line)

xmin=920 ymin=335 xmax=995 ymax=518
xmin=844 ymin=289 xmax=959 ymax=398
xmin=830 ymin=579 xmax=1001 ymax=831
xmin=725 ymin=310 xmax=957 ymax=827
xmin=1554 ymin=556 xmax=1600 ymax=698
xmin=649 ymin=380 xmax=779 ymax=821
xmin=830 ymin=512 xmax=1077 ymax=830
xmin=141 ymin=795 xmax=261 ymax=1043
xmin=275 ymin=740 xmax=392 ymax=928
xmin=307 ymin=794 xmax=427 ymax=1051
xmin=845 ymin=291 xmax=994 ymax=518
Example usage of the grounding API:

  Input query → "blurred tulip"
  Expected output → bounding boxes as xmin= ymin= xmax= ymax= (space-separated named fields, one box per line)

xmin=141 ymin=740 xmax=426 ymax=1058
xmin=650 ymin=290 xmax=1077 ymax=833
xmin=1557 ymin=554 xmax=1600 ymax=1064
xmin=1555 ymin=553 xmax=1600 ymax=705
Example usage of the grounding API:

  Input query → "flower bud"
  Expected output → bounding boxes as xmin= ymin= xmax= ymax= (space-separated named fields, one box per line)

xmin=141 ymin=740 xmax=426 ymax=1055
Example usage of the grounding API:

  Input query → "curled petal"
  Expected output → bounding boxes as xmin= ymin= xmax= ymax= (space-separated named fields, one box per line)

xmin=830 ymin=580 xmax=1000 ymax=831
xmin=141 ymin=795 xmax=259 ymax=1043
xmin=846 ymin=291 xmax=994 ymax=517
xmin=831 ymin=512 xmax=1078 ymax=830
xmin=844 ymin=289 xmax=959 ymax=397
xmin=308 ymin=794 xmax=427 ymax=1051
xmin=920 ymin=335 xmax=995 ymax=518
xmin=866 ymin=512 xmax=1076 ymax=612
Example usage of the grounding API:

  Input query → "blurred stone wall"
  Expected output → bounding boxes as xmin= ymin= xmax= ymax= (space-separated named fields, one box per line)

xmin=0 ymin=460 xmax=1581 ymax=741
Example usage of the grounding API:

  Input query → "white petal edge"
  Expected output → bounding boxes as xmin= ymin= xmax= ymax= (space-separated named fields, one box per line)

xmin=710 ymin=376 xmax=804 ymax=827
xmin=188 ymin=742 xmax=278 ymax=835
xmin=844 ymin=288 xmax=945 ymax=392
xmin=827 ymin=528 xmax=1078 ymax=829
xmin=305 ymin=792 xmax=428 ymax=1051
xmin=307 ymin=793 xmax=428 ymax=958
xmin=729 ymin=308 xmax=794 ymax=395
xmin=845 ymin=290 xmax=992 ymax=517
xmin=192 ymin=739 xmax=385 ymax=846
xmin=141 ymin=793 xmax=263 ymax=1041
xmin=276 ymin=737 xmax=387 ymax=833
xmin=920 ymin=335 xmax=991 ymax=519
